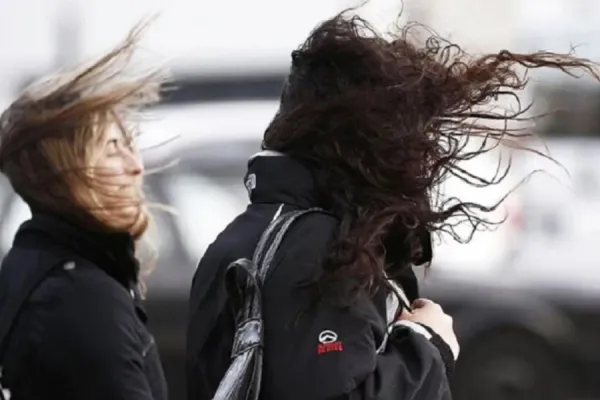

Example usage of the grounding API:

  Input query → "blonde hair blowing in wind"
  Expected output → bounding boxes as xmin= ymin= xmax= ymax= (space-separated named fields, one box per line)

xmin=0 ymin=19 xmax=169 ymax=281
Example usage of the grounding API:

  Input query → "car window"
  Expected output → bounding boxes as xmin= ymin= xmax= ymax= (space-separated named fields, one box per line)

xmin=162 ymin=172 xmax=248 ymax=264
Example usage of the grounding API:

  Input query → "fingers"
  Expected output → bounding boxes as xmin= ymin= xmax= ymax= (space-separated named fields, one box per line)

xmin=398 ymin=306 xmax=412 ymax=320
xmin=411 ymin=298 xmax=435 ymax=309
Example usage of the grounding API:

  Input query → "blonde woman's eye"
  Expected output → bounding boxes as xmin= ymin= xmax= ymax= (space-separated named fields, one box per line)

xmin=107 ymin=139 xmax=119 ymax=151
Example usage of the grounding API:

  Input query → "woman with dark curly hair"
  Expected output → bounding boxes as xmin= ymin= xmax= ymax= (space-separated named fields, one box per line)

xmin=186 ymin=9 xmax=599 ymax=400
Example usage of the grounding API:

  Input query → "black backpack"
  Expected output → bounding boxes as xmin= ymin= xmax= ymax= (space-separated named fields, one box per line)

xmin=211 ymin=207 xmax=323 ymax=400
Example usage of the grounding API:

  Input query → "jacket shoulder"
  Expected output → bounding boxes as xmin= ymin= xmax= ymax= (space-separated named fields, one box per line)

xmin=264 ymin=210 xmax=339 ymax=286
xmin=29 ymin=257 xmax=133 ymax=309
xmin=1 ymin=247 xmax=135 ymax=351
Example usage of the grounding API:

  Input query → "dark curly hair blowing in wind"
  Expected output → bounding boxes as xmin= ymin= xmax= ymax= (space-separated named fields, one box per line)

xmin=263 ymin=11 xmax=600 ymax=306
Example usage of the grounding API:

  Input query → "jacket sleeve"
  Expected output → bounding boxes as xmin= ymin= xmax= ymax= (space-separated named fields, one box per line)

xmin=344 ymin=322 xmax=454 ymax=400
xmin=260 ymin=214 xmax=454 ymax=400
xmin=39 ymin=275 xmax=157 ymax=400
xmin=262 ymin=294 xmax=454 ymax=400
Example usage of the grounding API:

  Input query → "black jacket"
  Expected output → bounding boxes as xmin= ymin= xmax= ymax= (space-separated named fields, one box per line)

xmin=186 ymin=152 xmax=454 ymax=400
xmin=0 ymin=213 xmax=168 ymax=400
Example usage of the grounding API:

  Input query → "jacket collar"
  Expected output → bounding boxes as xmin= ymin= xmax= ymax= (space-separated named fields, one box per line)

xmin=13 ymin=212 xmax=139 ymax=289
xmin=244 ymin=150 xmax=325 ymax=209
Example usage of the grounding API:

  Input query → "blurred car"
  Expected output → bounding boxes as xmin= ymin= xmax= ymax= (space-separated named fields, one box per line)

xmin=1 ymin=99 xmax=599 ymax=400
xmin=422 ymin=265 xmax=600 ymax=400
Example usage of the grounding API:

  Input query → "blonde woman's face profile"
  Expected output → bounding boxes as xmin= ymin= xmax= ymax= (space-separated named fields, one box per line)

xmin=87 ymin=123 xmax=147 ymax=233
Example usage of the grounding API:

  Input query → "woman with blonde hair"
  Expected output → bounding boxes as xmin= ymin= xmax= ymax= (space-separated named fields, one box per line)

xmin=0 ymin=23 xmax=168 ymax=400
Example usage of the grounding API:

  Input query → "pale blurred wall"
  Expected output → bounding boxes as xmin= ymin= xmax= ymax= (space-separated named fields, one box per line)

xmin=5 ymin=0 xmax=600 ymax=101
xmin=0 ymin=0 xmax=408 ymax=104
xmin=402 ymin=0 xmax=522 ymax=50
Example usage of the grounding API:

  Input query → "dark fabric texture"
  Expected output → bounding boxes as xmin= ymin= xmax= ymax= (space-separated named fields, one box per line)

xmin=186 ymin=153 xmax=454 ymax=400
xmin=0 ymin=213 xmax=167 ymax=400
xmin=417 ymin=323 xmax=455 ymax=378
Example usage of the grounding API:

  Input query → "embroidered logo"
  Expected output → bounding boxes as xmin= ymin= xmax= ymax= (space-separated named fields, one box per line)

xmin=317 ymin=330 xmax=343 ymax=355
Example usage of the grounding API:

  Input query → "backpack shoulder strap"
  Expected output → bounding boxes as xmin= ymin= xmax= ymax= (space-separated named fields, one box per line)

xmin=214 ymin=207 xmax=326 ymax=400
xmin=255 ymin=207 xmax=325 ymax=279
xmin=226 ymin=207 xmax=325 ymax=321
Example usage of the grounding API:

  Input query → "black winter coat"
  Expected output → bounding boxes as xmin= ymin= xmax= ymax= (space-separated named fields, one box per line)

xmin=186 ymin=152 xmax=455 ymax=400
xmin=0 ymin=213 xmax=168 ymax=400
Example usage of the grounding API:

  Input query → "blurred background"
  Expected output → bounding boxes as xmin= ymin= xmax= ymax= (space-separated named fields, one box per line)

xmin=2 ymin=0 xmax=600 ymax=399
